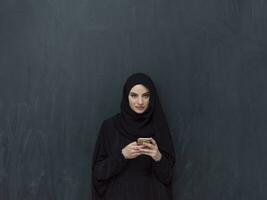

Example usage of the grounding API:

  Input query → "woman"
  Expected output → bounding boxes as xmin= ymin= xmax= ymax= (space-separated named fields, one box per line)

xmin=91 ymin=73 xmax=176 ymax=200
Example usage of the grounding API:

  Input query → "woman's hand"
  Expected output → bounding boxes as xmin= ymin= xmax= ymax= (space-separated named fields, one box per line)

xmin=138 ymin=138 xmax=162 ymax=162
xmin=121 ymin=141 xmax=143 ymax=159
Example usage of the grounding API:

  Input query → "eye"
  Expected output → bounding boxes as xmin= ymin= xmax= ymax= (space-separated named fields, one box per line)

xmin=143 ymin=93 xmax=150 ymax=98
xmin=130 ymin=93 xmax=137 ymax=97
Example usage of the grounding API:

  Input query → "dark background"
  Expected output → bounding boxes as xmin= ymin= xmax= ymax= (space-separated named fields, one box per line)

xmin=1 ymin=0 xmax=267 ymax=199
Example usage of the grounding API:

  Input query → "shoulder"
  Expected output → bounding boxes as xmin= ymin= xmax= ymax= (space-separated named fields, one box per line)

xmin=100 ymin=113 xmax=119 ymax=129
xmin=97 ymin=114 xmax=119 ymax=141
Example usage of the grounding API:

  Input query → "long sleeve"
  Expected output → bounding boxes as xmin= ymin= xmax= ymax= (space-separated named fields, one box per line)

xmin=92 ymin=121 xmax=128 ymax=181
xmin=152 ymin=151 xmax=175 ymax=185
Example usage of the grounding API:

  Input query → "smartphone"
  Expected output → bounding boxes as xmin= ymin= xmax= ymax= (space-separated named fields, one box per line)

xmin=137 ymin=138 xmax=153 ymax=146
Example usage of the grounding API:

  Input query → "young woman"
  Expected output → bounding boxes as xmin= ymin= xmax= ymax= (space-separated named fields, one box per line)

xmin=91 ymin=73 xmax=176 ymax=200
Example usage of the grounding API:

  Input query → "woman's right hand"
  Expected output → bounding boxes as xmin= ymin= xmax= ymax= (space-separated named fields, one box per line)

xmin=121 ymin=142 xmax=143 ymax=159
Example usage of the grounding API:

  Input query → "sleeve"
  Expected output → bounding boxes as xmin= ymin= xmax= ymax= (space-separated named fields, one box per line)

xmin=92 ymin=121 xmax=128 ymax=181
xmin=152 ymin=151 xmax=175 ymax=185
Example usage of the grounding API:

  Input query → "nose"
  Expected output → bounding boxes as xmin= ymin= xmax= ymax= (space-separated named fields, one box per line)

xmin=138 ymin=97 xmax=143 ymax=104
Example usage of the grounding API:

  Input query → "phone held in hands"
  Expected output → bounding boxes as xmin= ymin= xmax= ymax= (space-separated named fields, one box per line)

xmin=137 ymin=138 xmax=153 ymax=146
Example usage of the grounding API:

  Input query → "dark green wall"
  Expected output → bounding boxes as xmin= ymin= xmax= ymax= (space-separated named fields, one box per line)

xmin=0 ymin=0 xmax=266 ymax=199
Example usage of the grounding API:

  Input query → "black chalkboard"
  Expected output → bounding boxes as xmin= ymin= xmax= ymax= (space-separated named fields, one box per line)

xmin=0 ymin=0 xmax=266 ymax=199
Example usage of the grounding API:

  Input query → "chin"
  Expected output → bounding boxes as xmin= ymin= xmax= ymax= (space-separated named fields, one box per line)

xmin=135 ymin=110 xmax=143 ymax=114
xmin=134 ymin=109 xmax=146 ymax=114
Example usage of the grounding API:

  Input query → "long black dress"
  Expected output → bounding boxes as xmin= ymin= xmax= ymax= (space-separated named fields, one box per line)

xmin=91 ymin=73 xmax=175 ymax=200
xmin=91 ymin=115 xmax=174 ymax=200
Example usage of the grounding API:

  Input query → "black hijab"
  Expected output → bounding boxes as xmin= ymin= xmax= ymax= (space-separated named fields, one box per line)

xmin=91 ymin=73 xmax=176 ymax=200
xmin=115 ymin=73 xmax=176 ymax=160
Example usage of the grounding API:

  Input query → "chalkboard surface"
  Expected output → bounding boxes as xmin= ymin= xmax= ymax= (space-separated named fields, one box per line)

xmin=0 ymin=0 xmax=266 ymax=199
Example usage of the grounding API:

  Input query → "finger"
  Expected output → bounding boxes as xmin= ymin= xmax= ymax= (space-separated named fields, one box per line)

xmin=132 ymin=146 xmax=143 ymax=151
xmin=131 ymin=152 xmax=140 ymax=155
xmin=150 ymin=138 xmax=157 ymax=145
xmin=131 ymin=141 xmax=138 ymax=145
xmin=142 ymin=142 xmax=154 ymax=149
xmin=130 ymin=149 xmax=141 ymax=154
xmin=130 ymin=143 xmax=140 ymax=149
xmin=139 ymin=148 xmax=153 ymax=154
xmin=131 ymin=144 xmax=138 ymax=148
xmin=133 ymin=143 xmax=146 ymax=148
xmin=140 ymin=151 xmax=152 ymax=157
xmin=136 ymin=144 xmax=146 ymax=149
xmin=131 ymin=152 xmax=142 ymax=157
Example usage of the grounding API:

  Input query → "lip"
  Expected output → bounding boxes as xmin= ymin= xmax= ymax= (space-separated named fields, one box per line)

xmin=135 ymin=106 xmax=144 ymax=110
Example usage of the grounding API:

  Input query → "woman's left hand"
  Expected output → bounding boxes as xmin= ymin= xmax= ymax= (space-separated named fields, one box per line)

xmin=139 ymin=138 xmax=162 ymax=162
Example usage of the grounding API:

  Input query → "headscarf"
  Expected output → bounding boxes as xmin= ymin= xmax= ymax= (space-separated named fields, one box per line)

xmin=91 ymin=73 xmax=176 ymax=200
xmin=115 ymin=73 xmax=176 ymax=160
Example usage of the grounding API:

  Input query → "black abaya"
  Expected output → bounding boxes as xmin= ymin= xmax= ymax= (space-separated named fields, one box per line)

xmin=92 ymin=115 xmax=174 ymax=200
xmin=91 ymin=73 xmax=175 ymax=200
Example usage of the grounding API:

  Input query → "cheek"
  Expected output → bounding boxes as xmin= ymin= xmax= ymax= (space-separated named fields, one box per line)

xmin=128 ymin=97 xmax=135 ymax=106
xmin=145 ymin=99 xmax=150 ymax=106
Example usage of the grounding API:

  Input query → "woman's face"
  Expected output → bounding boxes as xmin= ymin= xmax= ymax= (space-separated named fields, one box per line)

xmin=128 ymin=84 xmax=150 ymax=114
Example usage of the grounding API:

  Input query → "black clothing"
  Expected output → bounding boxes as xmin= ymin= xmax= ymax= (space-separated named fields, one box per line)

xmin=92 ymin=116 xmax=174 ymax=200
xmin=91 ymin=73 xmax=175 ymax=200
xmin=116 ymin=73 xmax=157 ymax=140
xmin=116 ymin=73 xmax=175 ymax=158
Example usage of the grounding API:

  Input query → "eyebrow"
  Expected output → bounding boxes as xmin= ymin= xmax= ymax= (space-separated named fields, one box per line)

xmin=130 ymin=92 xmax=150 ymax=95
